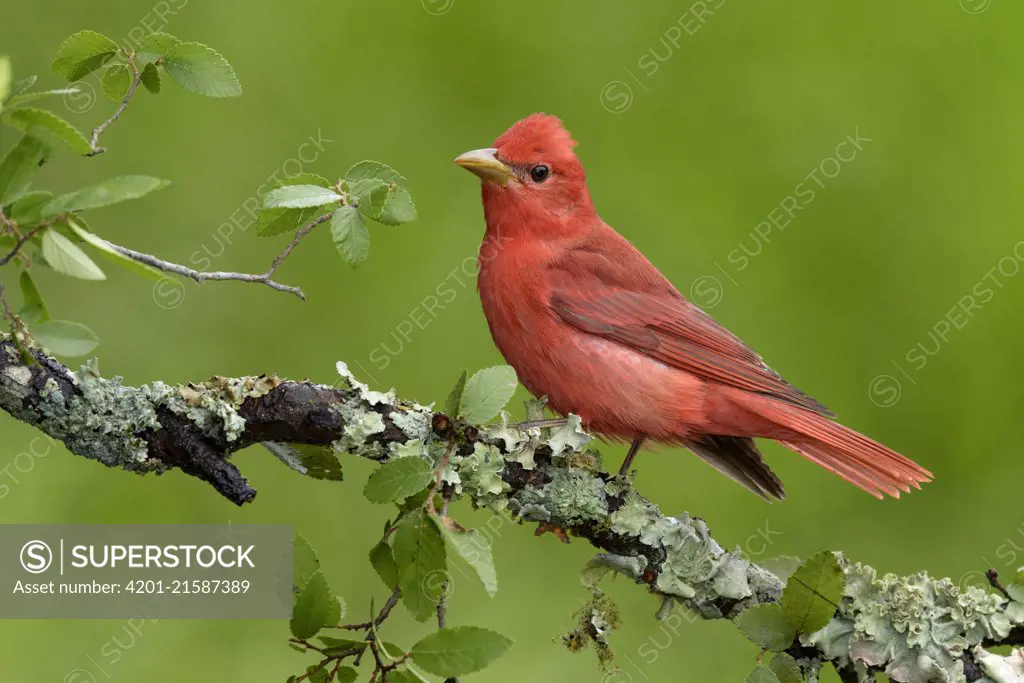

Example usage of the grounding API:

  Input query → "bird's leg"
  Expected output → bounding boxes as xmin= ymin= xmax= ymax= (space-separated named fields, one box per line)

xmin=619 ymin=438 xmax=645 ymax=476
xmin=512 ymin=417 xmax=569 ymax=430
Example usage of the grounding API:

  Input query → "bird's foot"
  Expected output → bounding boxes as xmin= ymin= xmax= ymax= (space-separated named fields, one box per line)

xmin=534 ymin=521 xmax=571 ymax=544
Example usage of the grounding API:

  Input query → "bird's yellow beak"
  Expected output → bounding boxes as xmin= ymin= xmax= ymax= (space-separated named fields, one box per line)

xmin=453 ymin=148 xmax=513 ymax=186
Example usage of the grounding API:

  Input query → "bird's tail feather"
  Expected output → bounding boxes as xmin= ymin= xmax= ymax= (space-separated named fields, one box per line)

xmin=749 ymin=400 xmax=932 ymax=499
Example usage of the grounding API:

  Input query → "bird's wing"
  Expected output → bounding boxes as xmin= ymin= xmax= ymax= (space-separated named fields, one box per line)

xmin=548 ymin=251 xmax=832 ymax=416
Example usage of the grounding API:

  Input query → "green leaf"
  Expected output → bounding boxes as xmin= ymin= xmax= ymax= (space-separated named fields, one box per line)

xmin=139 ymin=63 xmax=160 ymax=94
xmin=734 ymin=604 xmax=797 ymax=652
xmin=410 ymin=626 xmax=513 ymax=677
xmin=51 ymin=30 xmax=119 ymax=81
xmin=374 ymin=186 xmax=417 ymax=226
xmin=264 ymin=185 xmax=342 ymax=210
xmin=769 ymin=653 xmax=803 ymax=683
xmin=292 ymin=534 xmax=320 ymax=590
xmin=262 ymin=442 xmax=343 ymax=480
xmin=8 ymin=75 xmax=38 ymax=99
xmin=317 ymin=636 xmax=367 ymax=657
xmin=460 ymin=365 xmax=519 ymax=424
xmin=346 ymin=160 xmax=407 ymax=186
xmin=0 ymin=135 xmax=50 ymax=206
xmin=330 ymin=206 xmax=370 ymax=267
xmin=333 ymin=668 xmax=357 ymax=683
xmin=443 ymin=526 xmax=498 ymax=597
xmin=369 ymin=541 xmax=399 ymax=590
xmin=254 ymin=206 xmax=319 ymax=237
xmin=746 ymin=665 xmax=781 ymax=683
xmin=30 ymin=320 xmax=99 ymax=357
xmin=781 ymin=550 xmax=844 ymax=635
xmin=255 ymin=175 xmax=333 ymax=237
xmin=18 ymin=271 xmax=49 ymax=325
xmin=379 ymin=671 xmax=417 ymax=683
xmin=6 ymin=107 xmax=91 ymax=155
xmin=6 ymin=190 xmax=53 ymax=225
xmin=44 ymin=175 xmax=170 ymax=215
xmin=41 ymin=228 xmax=105 ymax=280
xmin=444 ymin=369 xmax=468 ymax=417
xmin=393 ymin=510 xmax=447 ymax=621
xmin=100 ymin=63 xmax=132 ymax=101
xmin=4 ymin=86 xmax=81 ymax=109
xmin=306 ymin=668 xmax=328 ymax=683
xmin=135 ymin=32 xmax=181 ymax=65
xmin=161 ymin=42 xmax=242 ymax=97
xmin=0 ymin=56 xmax=11 ymax=112
xmin=364 ymin=457 xmax=434 ymax=504
xmin=290 ymin=570 xmax=333 ymax=639
xmin=65 ymin=219 xmax=165 ymax=281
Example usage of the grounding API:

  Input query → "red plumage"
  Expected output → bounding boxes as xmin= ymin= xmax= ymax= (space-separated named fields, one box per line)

xmin=457 ymin=113 xmax=932 ymax=500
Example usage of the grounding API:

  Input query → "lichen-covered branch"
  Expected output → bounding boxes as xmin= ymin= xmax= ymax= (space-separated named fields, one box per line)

xmin=1 ymin=341 xmax=1022 ymax=682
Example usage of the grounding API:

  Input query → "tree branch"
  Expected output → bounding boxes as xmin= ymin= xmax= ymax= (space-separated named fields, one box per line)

xmin=2 ymin=342 xmax=1022 ymax=682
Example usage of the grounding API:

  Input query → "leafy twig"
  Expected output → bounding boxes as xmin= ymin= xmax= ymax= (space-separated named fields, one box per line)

xmin=87 ymin=53 xmax=143 ymax=156
xmin=96 ymin=211 xmax=334 ymax=299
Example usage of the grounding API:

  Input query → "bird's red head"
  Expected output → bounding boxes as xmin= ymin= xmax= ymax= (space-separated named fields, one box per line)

xmin=454 ymin=113 xmax=594 ymax=238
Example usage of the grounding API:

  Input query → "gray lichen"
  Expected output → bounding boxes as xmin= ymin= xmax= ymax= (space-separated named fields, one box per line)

xmin=803 ymin=563 xmax=1024 ymax=682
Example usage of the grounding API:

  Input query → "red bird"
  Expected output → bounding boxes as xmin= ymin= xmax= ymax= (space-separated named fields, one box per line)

xmin=454 ymin=113 xmax=931 ymax=500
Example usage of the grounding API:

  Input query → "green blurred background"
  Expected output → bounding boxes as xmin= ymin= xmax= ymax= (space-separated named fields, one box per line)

xmin=2 ymin=1 xmax=1023 ymax=680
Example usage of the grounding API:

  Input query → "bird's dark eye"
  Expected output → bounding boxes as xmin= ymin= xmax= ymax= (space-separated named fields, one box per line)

xmin=529 ymin=164 xmax=550 ymax=183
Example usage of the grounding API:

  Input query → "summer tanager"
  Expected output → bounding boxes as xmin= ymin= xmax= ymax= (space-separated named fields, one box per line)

xmin=454 ymin=113 xmax=931 ymax=500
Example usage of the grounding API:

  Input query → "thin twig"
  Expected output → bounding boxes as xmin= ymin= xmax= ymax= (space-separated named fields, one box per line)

xmin=87 ymin=56 xmax=143 ymax=156
xmin=97 ymin=212 xmax=334 ymax=299
xmin=987 ymin=569 xmax=1011 ymax=600
xmin=0 ymin=225 xmax=46 ymax=266
xmin=339 ymin=587 xmax=401 ymax=631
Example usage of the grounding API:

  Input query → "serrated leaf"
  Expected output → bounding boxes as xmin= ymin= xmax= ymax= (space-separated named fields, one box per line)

xmin=364 ymin=457 xmax=434 ymax=504
xmin=769 ymin=653 xmax=803 ymax=683
xmin=139 ymin=63 xmax=160 ymax=93
xmin=734 ymin=604 xmax=797 ymax=652
xmin=41 ymin=229 xmax=105 ymax=280
xmin=0 ymin=135 xmax=49 ymax=206
xmin=290 ymin=570 xmax=333 ymax=639
xmin=410 ymin=626 xmax=513 ymax=677
xmin=444 ymin=369 xmax=468 ymax=417
xmin=354 ymin=180 xmax=389 ymax=218
xmin=100 ymin=63 xmax=132 ymax=101
xmin=393 ymin=510 xmax=447 ymax=622
xmin=7 ymin=190 xmax=53 ymax=225
xmin=292 ymin=534 xmax=320 ymax=590
xmin=370 ymin=541 xmax=399 ymax=590
xmin=746 ymin=665 xmax=781 ymax=683
xmin=275 ymin=173 xmax=331 ymax=188
xmin=330 ymin=206 xmax=370 ymax=267
xmin=44 ymin=175 xmax=170 ymax=216
xmin=66 ymin=219 xmax=165 ymax=281
xmin=161 ymin=41 xmax=241 ymax=97
xmin=374 ymin=186 xmax=417 ymax=226
xmin=6 ymin=107 xmax=91 ymax=155
xmin=5 ymin=87 xmax=82 ymax=109
xmin=781 ymin=550 xmax=844 ymax=635
xmin=460 ymin=365 xmax=518 ymax=424
xmin=51 ymin=30 xmax=119 ymax=81
xmin=264 ymin=184 xmax=341 ymax=210
xmin=18 ymin=271 xmax=49 ymax=325
xmin=346 ymin=160 xmax=406 ymax=186
xmin=379 ymin=671 xmax=417 ymax=683
xmin=135 ymin=32 xmax=181 ymax=65
xmin=30 ymin=320 xmax=99 ymax=357
xmin=443 ymin=526 xmax=498 ymax=597
xmin=255 ymin=206 xmax=319 ymax=237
